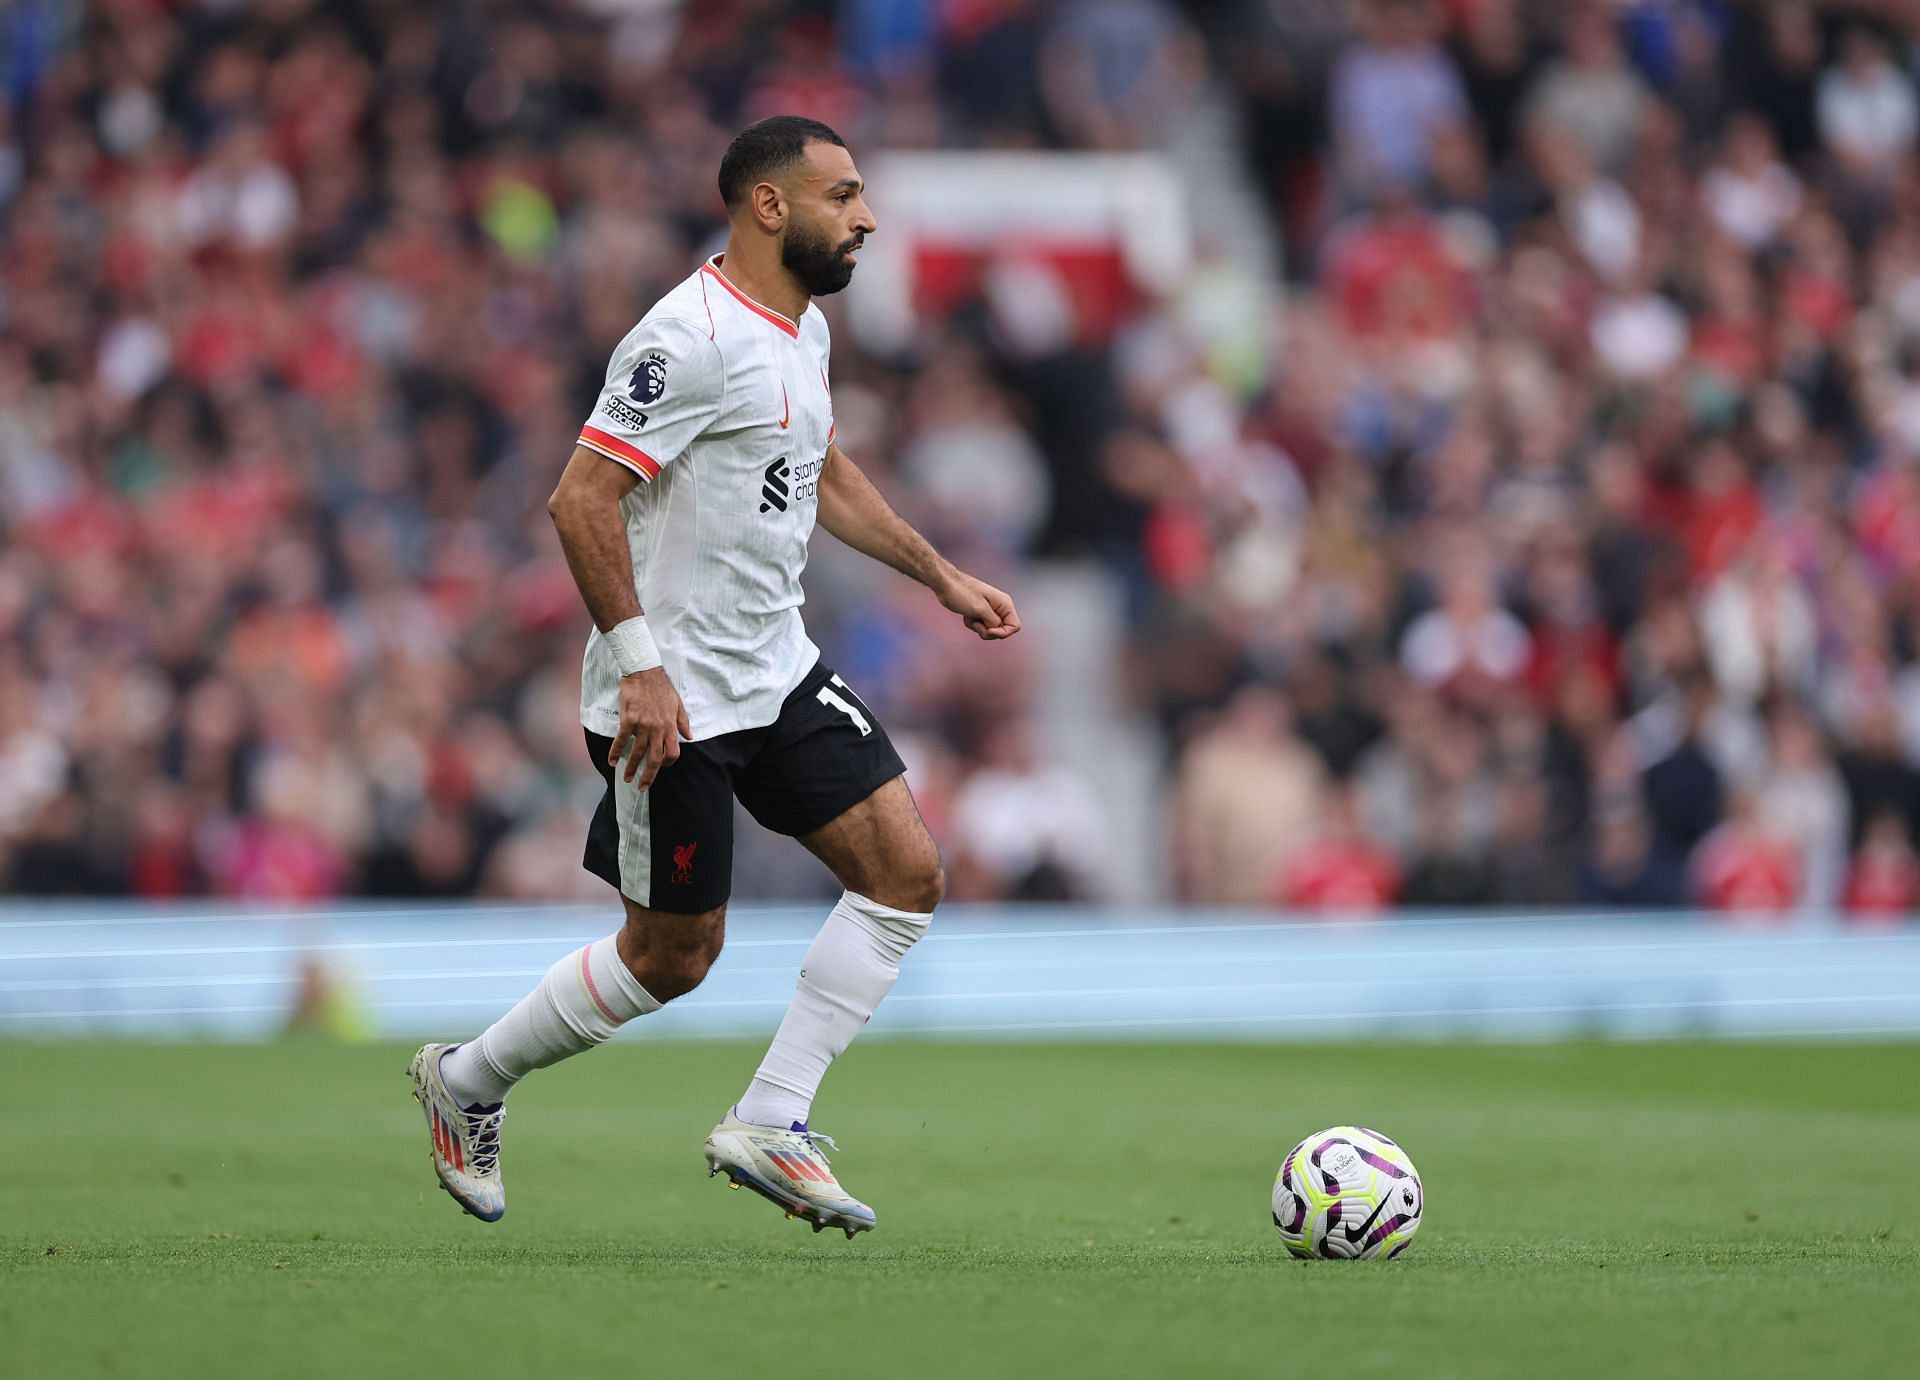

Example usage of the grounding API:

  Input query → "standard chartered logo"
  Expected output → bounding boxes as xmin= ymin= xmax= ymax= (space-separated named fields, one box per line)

xmin=759 ymin=455 xmax=822 ymax=515
xmin=759 ymin=457 xmax=790 ymax=513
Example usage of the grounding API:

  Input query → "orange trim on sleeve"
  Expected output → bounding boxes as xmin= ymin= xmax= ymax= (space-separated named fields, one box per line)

xmin=578 ymin=425 xmax=662 ymax=479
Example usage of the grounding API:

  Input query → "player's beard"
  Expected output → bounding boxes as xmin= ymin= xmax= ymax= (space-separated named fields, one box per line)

xmin=783 ymin=219 xmax=860 ymax=297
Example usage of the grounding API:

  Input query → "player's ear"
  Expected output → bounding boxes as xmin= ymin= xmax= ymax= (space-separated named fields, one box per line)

xmin=750 ymin=180 xmax=786 ymax=234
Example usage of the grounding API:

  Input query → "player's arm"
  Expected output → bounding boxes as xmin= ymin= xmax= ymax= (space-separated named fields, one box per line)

xmin=816 ymin=440 xmax=1020 ymax=641
xmin=547 ymin=446 xmax=690 ymax=789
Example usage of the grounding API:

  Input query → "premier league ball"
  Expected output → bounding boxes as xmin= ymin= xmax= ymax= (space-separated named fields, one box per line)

xmin=1272 ymin=1126 xmax=1423 ymax=1260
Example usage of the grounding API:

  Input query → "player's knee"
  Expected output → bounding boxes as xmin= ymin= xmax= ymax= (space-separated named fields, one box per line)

xmin=627 ymin=939 xmax=721 ymax=1002
xmin=916 ymin=858 xmax=946 ymax=913
xmin=874 ymin=854 xmax=944 ymax=914
xmin=635 ymin=954 xmax=713 ymax=1003
xmin=619 ymin=906 xmax=725 ymax=1003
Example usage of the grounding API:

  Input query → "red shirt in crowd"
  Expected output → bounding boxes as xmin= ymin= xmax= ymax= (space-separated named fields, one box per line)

xmin=1323 ymin=213 xmax=1468 ymax=341
xmin=1278 ymin=838 xmax=1402 ymax=916
xmin=1843 ymin=847 xmax=1917 ymax=920
xmin=1691 ymin=825 xmax=1798 ymax=917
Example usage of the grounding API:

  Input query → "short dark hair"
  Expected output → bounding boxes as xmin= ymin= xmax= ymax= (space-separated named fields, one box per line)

xmin=718 ymin=116 xmax=847 ymax=209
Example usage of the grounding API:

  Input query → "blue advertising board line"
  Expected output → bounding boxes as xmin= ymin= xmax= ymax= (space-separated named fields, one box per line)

xmin=2 ymin=903 xmax=1917 ymax=1042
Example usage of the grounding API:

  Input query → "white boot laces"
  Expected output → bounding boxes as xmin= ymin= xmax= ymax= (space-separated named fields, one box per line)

xmin=461 ymin=1103 xmax=505 ymax=1177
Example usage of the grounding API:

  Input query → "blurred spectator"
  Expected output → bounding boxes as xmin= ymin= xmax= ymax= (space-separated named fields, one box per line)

xmin=948 ymin=719 xmax=1106 ymax=901
xmin=1400 ymin=800 xmax=1496 ymax=908
xmin=1698 ymin=533 xmax=1817 ymax=707
xmin=1728 ymin=0 xmax=1821 ymax=162
xmin=1837 ymin=700 xmax=1920 ymax=855
xmin=1701 ymin=113 xmax=1801 ymax=251
xmin=1636 ymin=670 xmax=1726 ymax=875
xmin=1589 ymin=254 xmax=1688 ymax=381
xmin=1399 ymin=541 xmax=1531 ymax=701
xmin=1689 ymin=788 xmax=1799 ymax=920
xmin=1533 ymin=119 xmax=1641 ymax=287
xmin=1522 ymin=2 xmax=1651 ymax=176
xmin=1751 ymin=700 xmax=1848 ymax=911
xmin=1488 ymin=775 xmax=1567 ymax=907
xmin=1816 ymin=28 xmax=1916 ymax=188
xmin=1843 ymin=809 xmax=1917 ymax=920
xmin=1286 ymin=652 xmax=1381 ymax=779
xmin=126 ymin=783 xmax=204 ymax=898
xmin=1276 ymin=784 xmax=1400 ymax=915
xmin=1327 ymin=0 xmax=1466 ymax=200
xmin=1209 ymin=0 xmax=1347 ymax=247
xmin=1174 ymin=686 xmax=1326 ymax=905
xmin=1452 ymin=0 xmax=1534 ymax=168
xmin=896 ymin=347 xmax=1051 ymax=555
xmin=1039 ymin=0 xmax=1202 ymax=153
xmin=1578 ymin=803 xmax=1683 ymax=908
xmin=1321 ymin=183 xmax=1471 ymax=340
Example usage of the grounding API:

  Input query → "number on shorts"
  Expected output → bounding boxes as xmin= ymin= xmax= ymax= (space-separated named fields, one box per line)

xmin=816 ymin=674 xmax=873 ymax=737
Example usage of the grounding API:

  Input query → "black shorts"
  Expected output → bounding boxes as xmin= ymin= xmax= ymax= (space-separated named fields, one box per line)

xmin=582 ymin=660 xmax=905 ymax=913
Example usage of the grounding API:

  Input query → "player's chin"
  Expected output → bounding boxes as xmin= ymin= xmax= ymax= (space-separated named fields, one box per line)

xmin=816 ymin=266 xmax=857 ymax=295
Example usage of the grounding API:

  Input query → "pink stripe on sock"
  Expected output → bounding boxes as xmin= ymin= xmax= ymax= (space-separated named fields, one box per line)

xmin=579 ymin=945 xmax=622 ymax=1024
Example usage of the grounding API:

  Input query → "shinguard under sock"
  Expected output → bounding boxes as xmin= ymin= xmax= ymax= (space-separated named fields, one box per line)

xmin=440 ymin=933 xmax=660 ymax=1107
xmin=736 ymin=891 xmax=931 ymax=1128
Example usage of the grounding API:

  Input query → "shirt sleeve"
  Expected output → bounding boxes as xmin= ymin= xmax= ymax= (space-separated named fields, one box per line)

xmin=576 ymin=315 xmax=723 ymax=481
xmin=810 ymin=316 xmax=836 ymax=445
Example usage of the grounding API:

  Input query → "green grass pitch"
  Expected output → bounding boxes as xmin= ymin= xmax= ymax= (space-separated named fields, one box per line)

xmin=3 ymin=1039 xmax=1915 ymax=1379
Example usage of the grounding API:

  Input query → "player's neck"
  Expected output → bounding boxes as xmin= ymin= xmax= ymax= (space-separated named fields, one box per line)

xmin=711 ymin=243 xmax=809 ymax=326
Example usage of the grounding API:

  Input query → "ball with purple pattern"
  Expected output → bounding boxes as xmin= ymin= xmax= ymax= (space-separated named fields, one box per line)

xmin=1272 ymin=1125 xmax=1422 ymax=1260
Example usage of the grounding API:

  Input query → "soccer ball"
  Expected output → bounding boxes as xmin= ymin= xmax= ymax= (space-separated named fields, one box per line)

xmin=1272 ymin=1126 xmax=1423 ymax=1260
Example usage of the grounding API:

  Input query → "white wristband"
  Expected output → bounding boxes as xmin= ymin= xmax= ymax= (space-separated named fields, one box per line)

xmin=604 ymin=616 xmax=661 ymax=676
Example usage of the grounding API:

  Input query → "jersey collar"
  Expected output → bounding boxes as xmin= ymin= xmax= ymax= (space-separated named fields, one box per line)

xmin=702 ymin=255 xmax=801 ymax=338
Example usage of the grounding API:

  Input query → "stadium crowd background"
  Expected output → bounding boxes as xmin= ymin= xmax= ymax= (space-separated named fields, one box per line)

xmin=8 ymin=0 xmax=1920 ymax=921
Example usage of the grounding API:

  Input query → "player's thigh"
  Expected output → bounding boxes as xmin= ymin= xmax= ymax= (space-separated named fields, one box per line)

xmin=733 ymin=664 xmax=938 ymax=909
xmin=795 ymin=774 xmax=944 ymax=912
xmin=581 ymin=728 xmax=736 ymax=914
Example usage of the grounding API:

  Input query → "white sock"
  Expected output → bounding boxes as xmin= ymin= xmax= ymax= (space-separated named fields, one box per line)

xmin=736 ymin=891 xmax=931 ymax=1128
xmin=440 ymin=934 xmax=661 ymax=1107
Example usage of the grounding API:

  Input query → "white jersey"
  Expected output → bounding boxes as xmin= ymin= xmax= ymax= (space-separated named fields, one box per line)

xmin=574 ymin=254 xmax=835 ymax=741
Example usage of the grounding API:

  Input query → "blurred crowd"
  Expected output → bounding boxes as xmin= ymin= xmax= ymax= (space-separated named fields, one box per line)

xmin=7 ymin=0 xmax=1920 ymax=922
